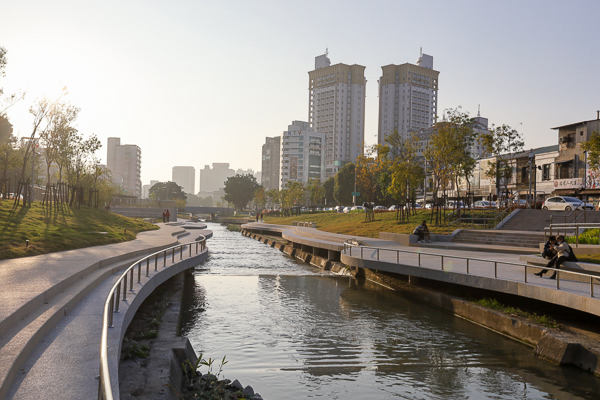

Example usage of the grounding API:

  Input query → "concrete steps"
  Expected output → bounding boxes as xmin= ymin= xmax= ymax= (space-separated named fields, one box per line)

xmin=453 ymin=229 xmax=545 ymax=249
xmin=498 ymin=209 xmax=600 ymax=232
xmin=0 ymin=229 xmax=188 ymax=400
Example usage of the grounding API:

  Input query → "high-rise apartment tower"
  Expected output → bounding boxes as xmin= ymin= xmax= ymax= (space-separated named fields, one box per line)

xmin=308 ymin=52 xmax=366 ymax=177
xmin=378 ymin=50 xmax=439 ymax=144
xmin=172 ymin=166 xmax=196 ymax=194
xmin=107 ymin=137 xmax=142 ymax=197
xmin=261 ymin=137 xmax=281 ymax=191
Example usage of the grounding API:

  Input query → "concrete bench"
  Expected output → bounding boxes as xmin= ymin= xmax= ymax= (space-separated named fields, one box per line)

xmin=379 ymin=232 xmax=454 ymax=246
xmin=519 ymin=255 xmax=600 ymax=283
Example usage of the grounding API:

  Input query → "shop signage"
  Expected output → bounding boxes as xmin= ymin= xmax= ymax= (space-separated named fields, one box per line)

xmin=553 ymin=178 xmax=582 ymax=189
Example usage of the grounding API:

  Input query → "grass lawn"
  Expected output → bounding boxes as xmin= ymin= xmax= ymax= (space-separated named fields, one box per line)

xmin=0 ymin=201 xmax=159 ymax=260
xmin=263 ymin=210 xmax=478 ymax=238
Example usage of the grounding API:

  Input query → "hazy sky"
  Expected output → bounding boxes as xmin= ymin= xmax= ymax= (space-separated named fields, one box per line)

xmin=1 ymin=0 xmax=599 ymax=187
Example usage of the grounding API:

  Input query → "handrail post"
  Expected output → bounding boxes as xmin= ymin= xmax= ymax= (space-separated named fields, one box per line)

xmin=377 ymin=248 xmax=380 ymax=261
xmin=115 ymin=285 xmax=121 ymax=312
xmin=466 ymin=258 xmax=469 ymax=274
xmin=108 ymin=295 xmax=114 ymax=328
xmin=494 ymin=262 xmax=497 ymax=278
xmin=130 ymin=268 xmax=134 ymax=291
xmin=441 ymin=256 xmax=444 ymax=270
xmin=180 ymin=245 xmax=183 ymax=260
xmin=155 ymin=254 xmax=158 ymax=271
xmin=164 ymin=250 xmax=166 ymax=266
xmin=397 ymin=250 xmax=399 ymax=263
xmin=350 ymin=246 xmax=352 ymax=257
xmin=418 ymin=253 xmax=421 ymax=266
xmin=524 ymin=265 xmax=527 ymax=283
xmin=189 ymin=243 xmax=192 ymax=257
xmin=146 ymin=258 xmax=150 ymax=276
xmin=361 ymin=247 xmax=363 ymax=258
xmin=137 ymin=262 xmax=141 ymax=283
xmin=122 ymin=278 xmax=127 ymax=300
xmin=576 ymin=224 xmax=579 ymax=248
xmin=172 ymin=248 xmax=175 ymax=263
xmin=557 ymin=271 xmax=560 ymax=290
xmin=591 ymin=276 xmax=594 ymax=297
xmin=196 ymin=241 xmax=198 ymax=254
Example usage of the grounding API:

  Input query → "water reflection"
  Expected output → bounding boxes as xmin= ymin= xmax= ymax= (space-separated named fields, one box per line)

xmin=180 ymin=223 xmax=600 ymax=399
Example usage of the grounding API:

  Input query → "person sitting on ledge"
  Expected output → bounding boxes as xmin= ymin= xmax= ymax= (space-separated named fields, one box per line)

xmin=413 ymin=221 xmax=431 ymax=244
xmin=542 ymin=235 xmax=557 ymax=260
xmin=534 ymin=235 xmax=577 ymax=279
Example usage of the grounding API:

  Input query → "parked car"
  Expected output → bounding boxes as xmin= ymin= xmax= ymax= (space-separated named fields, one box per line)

xmin=473 ymin=200 xmax=495 ymax=209
xmin=343 ymin=206 xmax=351 ymax=213
xmin=388 ymin=205 xmax=398 ymax=211
xmin=373 ymin=205 xmax=387 ymax=211
xmin=403 ymin=203 xmax=421 ymax=210
xmin=351 ymin=205 xmax=365 ymax=211
xmin=542 ymin=196 xmax=594 ymax=211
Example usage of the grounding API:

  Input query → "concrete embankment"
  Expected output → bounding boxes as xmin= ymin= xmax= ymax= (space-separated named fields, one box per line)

xmin=240 ymin=227 xmax=600 ymax=376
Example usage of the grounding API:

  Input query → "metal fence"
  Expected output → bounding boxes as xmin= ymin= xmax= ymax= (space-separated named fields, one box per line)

xmin=98 ymin=236 xmax=207 ymax=400
xmin=342 ymin=240 xmax=598 ymax=297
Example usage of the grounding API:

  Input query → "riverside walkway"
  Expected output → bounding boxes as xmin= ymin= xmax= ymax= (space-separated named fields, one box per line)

xmin=0 ymin=222 xmax=209 ymax=400
xmin=244 ymin=222 xmax=600 ymax=317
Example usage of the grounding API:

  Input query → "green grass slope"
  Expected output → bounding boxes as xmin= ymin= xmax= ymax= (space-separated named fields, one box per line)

xmin=0 ymin=201 xmax=159 ymax=260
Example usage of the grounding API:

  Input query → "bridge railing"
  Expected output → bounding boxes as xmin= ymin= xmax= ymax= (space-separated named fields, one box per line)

xmin=544 ymin=223 xmax=600 ymax=247
xmin=343 ymin=240 xmax=598 ymax=297
xmin=98 ymin=236 xmax=207 ymax=400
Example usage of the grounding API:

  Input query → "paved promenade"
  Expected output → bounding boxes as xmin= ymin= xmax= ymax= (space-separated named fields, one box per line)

xmin=0 ymin=222 xmax=199 ymax=400
xmin=245 ymin=222 xmax=600 ymax=317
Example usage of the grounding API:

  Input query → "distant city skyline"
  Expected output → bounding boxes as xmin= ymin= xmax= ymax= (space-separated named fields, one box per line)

xmin=1 ymin=1 xmax=599 ymax=185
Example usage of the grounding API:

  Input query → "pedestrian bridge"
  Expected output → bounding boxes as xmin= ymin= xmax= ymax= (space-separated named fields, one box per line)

xmin=184 ymin=206 xmax=234 ymax=215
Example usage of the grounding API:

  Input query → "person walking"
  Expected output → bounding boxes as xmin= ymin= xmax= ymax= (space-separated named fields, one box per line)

xmin=256 ymin=212 xmax=259 ymax=222
xmin=165 ymin=209 xmax=170 ymax=223
xmin=260 ymin=211 xmax=263 ymax=222
xmin=535 ymin=235 xmax=576 ymax=279
xmin=162 ymin=209 xmax=166 ymax=223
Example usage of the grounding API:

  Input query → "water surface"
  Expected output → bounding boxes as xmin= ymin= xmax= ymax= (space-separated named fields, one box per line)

xmin=181 ymin=223 xmax=600 ymax=399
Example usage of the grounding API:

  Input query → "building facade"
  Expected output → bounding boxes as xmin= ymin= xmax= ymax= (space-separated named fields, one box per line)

xmin=378 ymin=51 xmax=439 ymax=144
xmin=261 ymin=136 xmax=281 ymax=191
xmin=308 ymin=52 xmax=366 ymax=177
xmin=172 ymin=166 xmax=196 ymax=194
xmin=279 ymin=121 xmax=326 ymax=188
xmin=199 ymin=163 xmax=235 ymax=193
xmin=107 ymin=137 xmax=142 ymax=197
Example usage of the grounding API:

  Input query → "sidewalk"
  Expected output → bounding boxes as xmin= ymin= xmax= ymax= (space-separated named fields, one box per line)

xmin=0 ymin=223 xmax=189 ymax=399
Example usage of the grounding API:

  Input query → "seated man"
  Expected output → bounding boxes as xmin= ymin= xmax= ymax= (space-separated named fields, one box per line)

xmin=542 ymin=236 xmax=557 ymax=260
xmin=413 ymin=221 xmax=431 ymax=244
xmin=535 ymin=235 xmax=576 ymax=279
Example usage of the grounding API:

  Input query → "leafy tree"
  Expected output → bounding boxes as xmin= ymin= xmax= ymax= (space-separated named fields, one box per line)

xmin=253 ymin=186 xmax=267 ymax=210
xmin=149 ymin=181 xmax=187 ymax=201
xmin=482 ymin=124 xmax=524 ymax=199
xmin=333 ymin=162 xmax=355 ymax=206
xmin=323 ymin=176 xmax=335 ymax=206
xmin=581 ymin=131 xmax=600 ymax=180
xmin=266 ymin=188 xmax=280 ymax=209
xmin=284 ymin=181 xmax=305 ymax=208
xmin=386 ymin=132 xmax=423 ymax=222
xmin=306 ymin=178 xmax=324 ymax=208
xmin=223 ymin=174 xmax=259 ymax=210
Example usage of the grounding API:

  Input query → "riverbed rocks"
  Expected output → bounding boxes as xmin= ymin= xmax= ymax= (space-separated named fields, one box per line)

xmin=181 ymin=373 xmax=263 ymax=400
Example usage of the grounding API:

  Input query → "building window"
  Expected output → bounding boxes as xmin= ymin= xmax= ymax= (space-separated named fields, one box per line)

xmin=542 ymin=164 xmax=551 ymax=181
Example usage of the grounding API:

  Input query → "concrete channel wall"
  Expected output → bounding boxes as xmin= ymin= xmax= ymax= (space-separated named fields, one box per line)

xmin=105 ymin=248 xmax=209 ymax=400
xmin=240 ymin=224 xmax=600 ymax=376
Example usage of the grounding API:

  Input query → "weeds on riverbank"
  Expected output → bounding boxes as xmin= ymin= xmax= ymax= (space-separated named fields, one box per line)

xmin=226 ymin=224 xmax=240 ymax=232
xmin=476 ymin=298 xmax=559 ymax=328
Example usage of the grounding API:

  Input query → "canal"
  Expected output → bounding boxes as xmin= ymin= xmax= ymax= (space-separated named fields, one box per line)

xmin=180 ymin=222 xmax=600 ymax=399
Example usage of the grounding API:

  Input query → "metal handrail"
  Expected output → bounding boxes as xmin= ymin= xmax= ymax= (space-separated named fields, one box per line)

xmin=342 ymin=240 xmax=598 ymax=298
xmin=98 ymin=236 xmax=207 ymax=400
xmin=544 ymin=223 xmax=600 ymax=247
